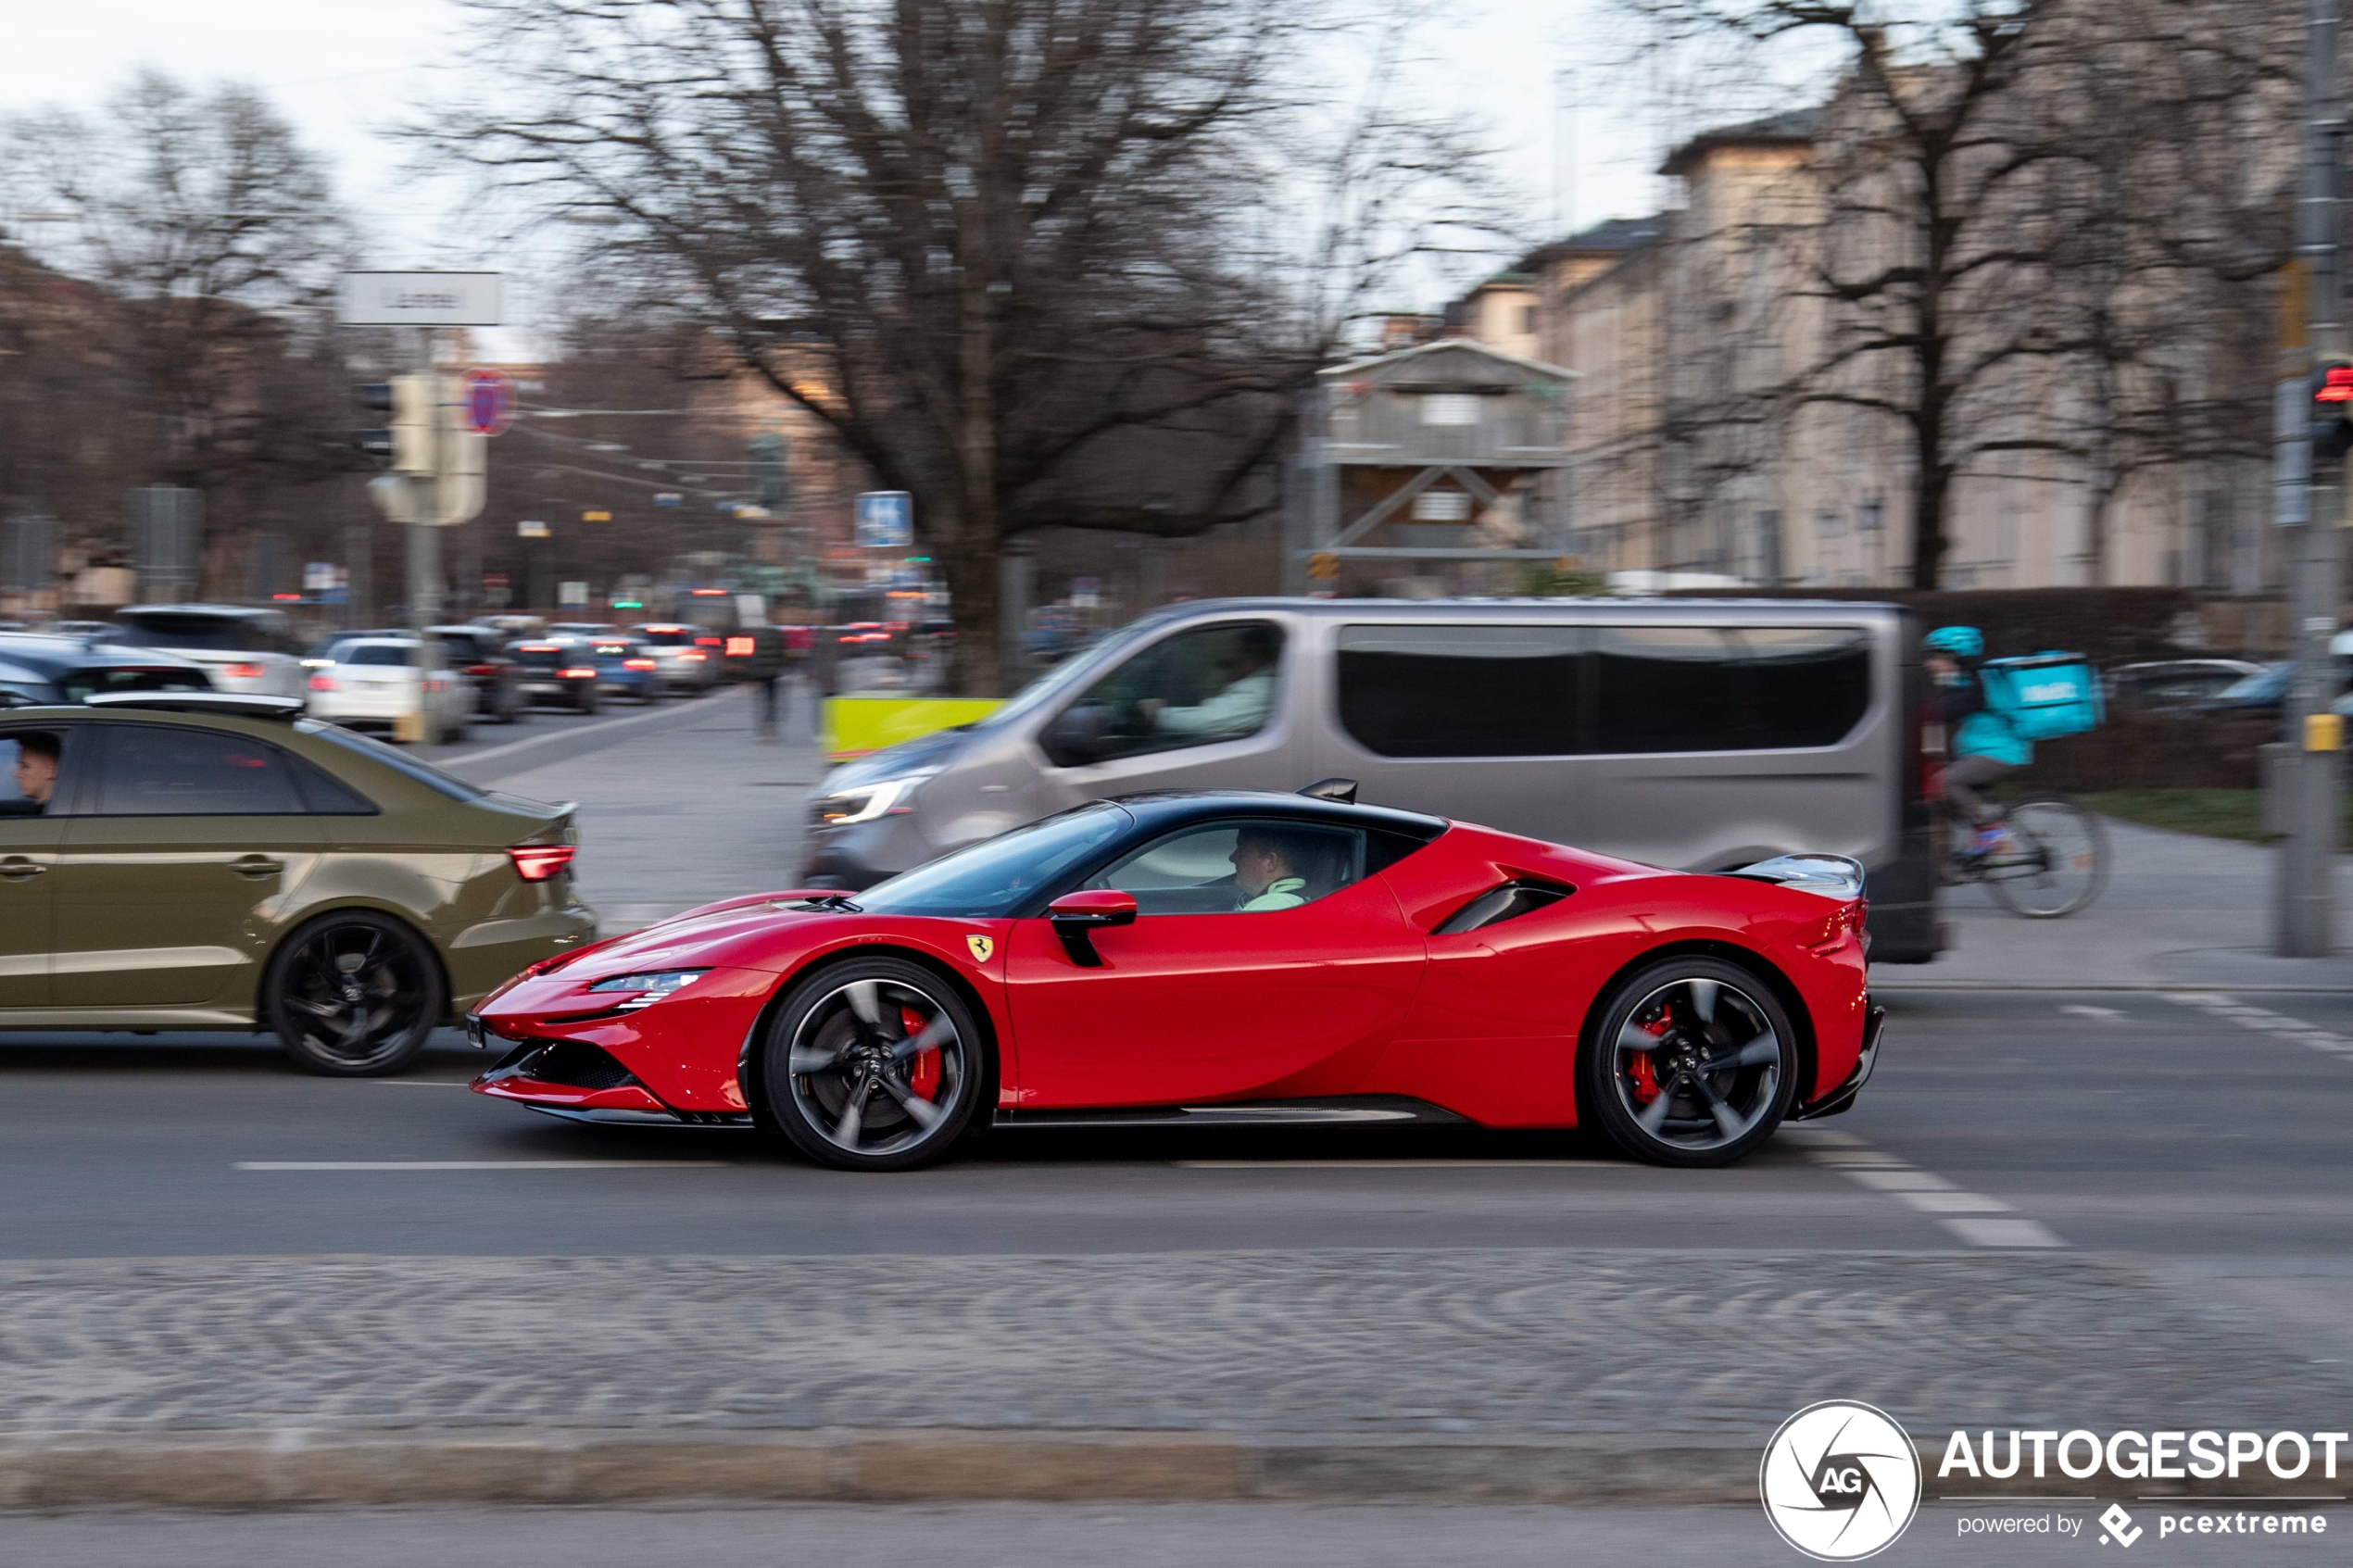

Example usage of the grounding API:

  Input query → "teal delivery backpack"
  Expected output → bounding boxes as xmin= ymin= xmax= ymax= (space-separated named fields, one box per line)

xmin=1979 ymin=652 xmax=2105 ymax=740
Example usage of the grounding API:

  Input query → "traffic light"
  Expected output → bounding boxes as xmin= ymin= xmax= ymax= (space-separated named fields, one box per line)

xmin=2313 ymin=358 xmax=2353 ymax=464
xmin=353 ymin=376 xmax=436 ymax=474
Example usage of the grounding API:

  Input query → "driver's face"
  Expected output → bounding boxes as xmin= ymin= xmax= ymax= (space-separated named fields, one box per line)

xmin=13 ymin=747 xmax=57 ymax=805
xmin=1230 ymin=838 xmax=1287 ymax=897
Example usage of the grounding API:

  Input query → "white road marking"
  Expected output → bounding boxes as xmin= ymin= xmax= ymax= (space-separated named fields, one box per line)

xmin=1896 ymin=1191 xmax=2017 ymax=1213
xmin=1791 ymin=1135 xmax=2065 ymax=1248
xmin=2060 ymin=1004 xmax=2128 ymax=1022
xmin=234 ymin=1160 xmax=731 ymax=1171
xmin=1174 ymin=1159 xmax=1619 ymax=1170
xmin=1846 ymin=1169 xmax=1960 ymax=1193
xmin=1943 ymin=1217 xmax=2068 ymax=1248
xmin=371 ymin=1080 xmax=473 ymax=1086
xmin=2168 ymin=993 xmax=2353 ymax=1056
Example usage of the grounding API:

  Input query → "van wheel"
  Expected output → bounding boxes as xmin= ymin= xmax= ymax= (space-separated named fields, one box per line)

xmin=263 ymin=912 xmax=445 ymax=1076
xmin=1580 ymin=957 xmax=1797 ymax=1167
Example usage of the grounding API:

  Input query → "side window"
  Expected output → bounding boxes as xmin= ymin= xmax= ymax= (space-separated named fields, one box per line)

xmin=288 ymin=757 xmax=380 ymax=815
xmin=1592 ymin=626 xmax=1871 ymax=754
xmin=1337 ymin=624 xmax=1579 ymax=758
xmin=1091 ymin=820 xmax=1365 ymax=916
xmin=0 ymin=729 xmax=71 ymax=818
xmin=90 ymin=725 xmax=307 ymax=816
xmin=1046 ymin=621 xmax=1284 ymax=766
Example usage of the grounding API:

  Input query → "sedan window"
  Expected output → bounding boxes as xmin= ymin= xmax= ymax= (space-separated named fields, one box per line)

xmin=90 ymin=725 xmax=306 ymax=816
xmin=1092 ymin=820 xmax=1366 ymax=915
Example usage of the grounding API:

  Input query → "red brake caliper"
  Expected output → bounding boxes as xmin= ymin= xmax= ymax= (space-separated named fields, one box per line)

xmin=1629 ymin=1014 xmax=1670 ymax=1104
xmin=901 ymin=1004 xmax=941 ymax=1099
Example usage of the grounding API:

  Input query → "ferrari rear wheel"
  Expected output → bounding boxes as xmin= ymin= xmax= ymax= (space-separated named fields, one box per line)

xmin=761 ymin=957 xmax=983 ymax=1172
xmin=1583 ymin=957 xmax=1797 ymax=1168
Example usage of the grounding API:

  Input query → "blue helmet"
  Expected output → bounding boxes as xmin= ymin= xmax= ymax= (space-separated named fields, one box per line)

xmin=1924 ymin=625 xmax=1984 ymax=659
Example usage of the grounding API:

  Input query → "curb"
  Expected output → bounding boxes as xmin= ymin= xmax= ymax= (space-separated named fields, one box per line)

xmin=0 ymin=1430 xmax=1768 ymax=1510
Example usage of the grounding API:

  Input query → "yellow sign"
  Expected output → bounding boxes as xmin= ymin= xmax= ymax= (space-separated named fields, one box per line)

xmin=2306 ymin=712 xmax=2343 ymax=753
xmin=1307 ymin=553 xmax=1340 ymax=581
xmin=821 ymin=696 xmax=1004 ymax=760
xmin=582 ymin=509 xmax=612 ymax=522
xmin=965 ymin=935 xmax=994 ymax=964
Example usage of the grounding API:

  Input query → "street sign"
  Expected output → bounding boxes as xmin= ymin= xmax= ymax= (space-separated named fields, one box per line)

xmin=337 ymin=271 xmax=503 ymax=327
xmin=518 ymin=519 xmax=550 ymax=539
xmin=855 ymin=491 xmax=913 ymax=548
xmin=558 ymin=581 xmax=588 ymax=608
xmin=461 ymin=369 xmax=515 ymax=435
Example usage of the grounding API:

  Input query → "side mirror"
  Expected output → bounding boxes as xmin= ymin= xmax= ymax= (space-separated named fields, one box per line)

xmin=1046 ymin=888 xmax=1137 ymax=967
xmin=1045 ymin=703 xmax=1107 ymax=766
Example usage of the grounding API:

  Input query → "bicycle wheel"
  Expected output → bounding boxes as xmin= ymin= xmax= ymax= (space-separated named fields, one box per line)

xmin=1985 ymin=793 xmax=2109 ymax=918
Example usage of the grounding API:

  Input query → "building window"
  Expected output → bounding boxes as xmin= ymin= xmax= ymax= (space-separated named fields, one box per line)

xmin=1420 ymin=394 xmax=1482 ymax=426
xmin=1519 ymin=305 xmax=1539 ymax=336
xmin=1816 ymin=508 xmax=1845 ymax=540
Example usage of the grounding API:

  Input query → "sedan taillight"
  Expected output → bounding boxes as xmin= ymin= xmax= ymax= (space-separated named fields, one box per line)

xmin=623 ymin=658 xmax=657 ymax=671
xmin=560 ymin=667 xmax=597 ymax=679
xmin=221 ymin=663 xmax=263 ymax=679
xmin=510 ymin=844 xmax=576 ymax=882
xmin=308 ymin=673 xmax=337 ymax=691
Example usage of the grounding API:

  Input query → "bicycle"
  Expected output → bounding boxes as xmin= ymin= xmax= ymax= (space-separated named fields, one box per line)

xmin=1942 ymin=789 xmax=2110 ymax=918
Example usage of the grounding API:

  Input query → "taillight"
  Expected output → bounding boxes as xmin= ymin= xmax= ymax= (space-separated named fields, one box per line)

xmin=623 ymin=658 xmax=657 ymax=671
xmin=466 ymin=663 xmax=497 ymax=676
xmin=221 ymin=663 xmax=263 ymax=679
xmin=510 ymin=844 xmax=576 ymax=882
xmin=560 ymin=667 xmax=597 ymax=679
xmin=695 ymin=636 xmax=723 ymax=647
xmin=724 ymin=636 xmax=754 ymax=657
xmin=308 ymin=673 xmax=337 ymax=691
xmin=679 ymin=651 xmax=707 ymax=662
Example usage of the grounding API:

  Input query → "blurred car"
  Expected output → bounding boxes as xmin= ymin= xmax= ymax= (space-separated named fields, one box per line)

xmin=427 ymin=624 xmax=525 ymax=725
xmin=2186 ymin=662 xmax=2291 ymax=717
xmin=0 ymin=633 xmax=215 ymax=708
xmin=2106 ymin=659 xmax=2267 ymax=716
xmin=583 ymin=634 xmax=663 ymax=704
xmin=304 ymin=636 xmax=472 ymax=739
xmin=548 ymin=622 xmax=620 ymax=638
xmin=627 ymin=622 xmax=720 ymax=696
xmin=508 ymin=637 xmax=603 ymax=713
xmin=107 ymin=605 xmax=309 ymax=699
xmin=0 ymin=693 xmax=593 ymax=1074
xmin=471 ymin=788 xmax=1879 ymax=1172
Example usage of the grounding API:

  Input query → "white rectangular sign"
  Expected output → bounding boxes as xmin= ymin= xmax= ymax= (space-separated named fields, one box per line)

xmin=338 ymin=271 xmax=503 ymax=327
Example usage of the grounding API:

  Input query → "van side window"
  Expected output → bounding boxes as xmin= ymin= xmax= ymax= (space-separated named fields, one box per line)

xmin=1045 ymin=621 xmax=1284 ymax=767
xmin=1592 ymin=627 xmax=1870 ymax=753
xmin=1337 ymin=624 xmax=1579 ymax=758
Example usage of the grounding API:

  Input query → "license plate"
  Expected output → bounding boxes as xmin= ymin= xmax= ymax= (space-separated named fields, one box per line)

xmin=464 ymin=1014 xmax=489 ymax=1049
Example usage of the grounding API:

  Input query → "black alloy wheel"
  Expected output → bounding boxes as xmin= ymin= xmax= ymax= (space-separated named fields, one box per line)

xmin=263 ymin=911 xmax=446 ymax=1076
xmin=1582 ymin=956 xmax=1798 ymax=1168
xmin=760 ymin=957 xmax=984 ymax=1171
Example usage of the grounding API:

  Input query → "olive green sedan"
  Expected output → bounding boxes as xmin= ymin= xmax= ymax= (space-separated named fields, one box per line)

xmin=0 ymin=694 xmax=596 ymax=1074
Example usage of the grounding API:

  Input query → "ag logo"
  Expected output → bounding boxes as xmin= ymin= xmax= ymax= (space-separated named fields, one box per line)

xmin=964 ymin=935 xmax=994 ymax=964
xmin=1759 ymin=1400 xmax=1920 ymax=1561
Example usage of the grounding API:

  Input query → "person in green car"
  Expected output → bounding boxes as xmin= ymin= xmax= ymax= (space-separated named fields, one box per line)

xmin=5 ymin=732 xmax=58 ymax=815
xmin=1229 ymin=824 xmax=1310 ymax=911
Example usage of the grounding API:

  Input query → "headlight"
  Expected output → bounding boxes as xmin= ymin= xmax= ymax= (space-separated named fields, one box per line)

xmin=587 ymin=970 xmax=708 ymax=1010
xmin=814 ymin=771 xmax=934 ymax=826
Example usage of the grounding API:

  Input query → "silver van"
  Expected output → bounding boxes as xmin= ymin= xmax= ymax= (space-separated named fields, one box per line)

xmin=802 ymin=597 xmax=1940 ymax=961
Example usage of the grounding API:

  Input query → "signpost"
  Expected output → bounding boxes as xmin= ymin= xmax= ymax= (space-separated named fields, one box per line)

xmin=854 ymin=491 xmax=914 ymax=549
xmin=336 ymin=272 xmax=503 ymax=328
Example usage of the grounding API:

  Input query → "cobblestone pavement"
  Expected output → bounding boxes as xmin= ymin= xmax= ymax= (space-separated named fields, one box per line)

xmin=1 ymin=1249 xmax=2338 ymax=1439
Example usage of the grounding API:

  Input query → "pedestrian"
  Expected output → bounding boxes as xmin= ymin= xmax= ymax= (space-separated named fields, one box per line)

xmin=746 ymin=623 xmax=787 ymax=742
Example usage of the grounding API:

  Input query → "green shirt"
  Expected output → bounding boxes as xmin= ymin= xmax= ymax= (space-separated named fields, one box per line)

xmin=1240 ymin=876 xmax=1307 ymax=912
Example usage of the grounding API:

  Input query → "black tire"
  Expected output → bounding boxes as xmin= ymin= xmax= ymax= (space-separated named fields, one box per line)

xmin=1579 ymin=956 xmax=1799 ymax=1168
xmin=578 ymin=690 xmax=600 ymax=716
xmin=263 ymin=910 xmax=446 ymax=1076
xmin=1985 ymin=793 xmax=2108 ymax=919
xmin=760 ymin=957 xmax=986 ymax=1172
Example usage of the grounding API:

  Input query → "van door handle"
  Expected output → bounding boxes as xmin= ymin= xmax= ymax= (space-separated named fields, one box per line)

xmin=230 ymin=856 xmax=283 ymax=878
xmin=0 ymin=857 xmax=43 ymax=880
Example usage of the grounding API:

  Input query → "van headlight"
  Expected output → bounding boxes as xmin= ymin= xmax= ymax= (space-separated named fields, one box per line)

xmin=814 ymin=771 xmax=934 ymax=826
xmin=587 ymin=970 xmax=708 ymax=1010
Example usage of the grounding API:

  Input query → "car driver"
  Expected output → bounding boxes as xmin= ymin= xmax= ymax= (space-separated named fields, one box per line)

xmin=1229 ymin=825 xmax=1310 ymax=911
xmin=1139 ymin=625 xmax=1280 ymax=739
xmin=4 ymin=733 xmax=59 ymax=816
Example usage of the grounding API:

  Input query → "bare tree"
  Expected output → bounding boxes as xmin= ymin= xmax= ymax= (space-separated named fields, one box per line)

xmin=427 ymin=0 xmax=1507 ymax=692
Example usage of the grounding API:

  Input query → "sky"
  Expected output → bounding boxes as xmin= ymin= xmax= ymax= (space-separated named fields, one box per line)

xmin=1 ymin=0 xmax=1696 ymax=329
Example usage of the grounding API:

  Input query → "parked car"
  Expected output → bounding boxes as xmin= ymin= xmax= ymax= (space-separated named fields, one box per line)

xmin=107 ymin=605 xmax=310 ymax=700
xmin=0 ymin=633 xmax=215 ymax=708
xmin=304 ymin=636 xmax=472 ymax=740
xmin=0 ymin=693 xmax=594 ymax=1074
xmin=801 ymin=596 xmax=1941 ymax=963
xmin=507 ymin=637 xmax=602 ymax=713
xmin=427 ymin=624 xmax=525 ymax=724
xmin=2106 ymin=659 xmax=2268 ymax=716
xmin=627 ymin=622 xmax=721 ymax=696
xmin=582 ymin=634 xmax=663 ymax=704
xmin=472 ymin=786 xmax=1879 ymax=1171
xmin=2186 ymin=662 xmax=2291 ymax=718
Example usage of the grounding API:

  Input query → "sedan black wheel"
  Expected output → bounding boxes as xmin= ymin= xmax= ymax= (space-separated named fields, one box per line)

xmin=761 ymin=958 xmax=983 ymax=1171
xmin=263 ymin=911 xmax=446 ymax=1076
xmin=1582 ymin=957 xmax=1798 ymax=1167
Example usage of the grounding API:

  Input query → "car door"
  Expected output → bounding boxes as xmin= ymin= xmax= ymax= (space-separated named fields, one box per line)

xmin=1001 ymin=818 xmax=1426 ymax=1107
xmin=51 ymin=721 xmax=325 ymax=1010
xmin=0 ymin=723 xmax=89 ymax=1009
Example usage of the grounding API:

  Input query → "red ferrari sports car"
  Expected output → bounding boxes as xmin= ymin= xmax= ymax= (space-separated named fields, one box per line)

xmin=467 ymin=785 xmax=1883 ymax=1171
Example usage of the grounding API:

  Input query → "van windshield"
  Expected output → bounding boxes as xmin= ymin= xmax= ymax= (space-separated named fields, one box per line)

xmin=975 ymin=617 xmax=1162 ymax=733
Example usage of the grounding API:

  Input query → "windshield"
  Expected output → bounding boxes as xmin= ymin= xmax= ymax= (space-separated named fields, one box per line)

xmin=975 ymin=615 xmax=1166 ymax=733
xmin=856 ymin=801 xmax=1133 ymax=918
xmin=297 ymin=720 xmax=485 ymax=800
xmin=636 ymin=628 xmax=694 ymax=646
xmin=111 ymin=616 xmax=268 ymax=653
xmin=342 ymin=645 xmax=416 ymax=667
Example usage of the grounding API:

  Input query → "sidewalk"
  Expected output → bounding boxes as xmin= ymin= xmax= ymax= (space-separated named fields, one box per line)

xmin=1878 ymin=817 xmax=2353 ymax=992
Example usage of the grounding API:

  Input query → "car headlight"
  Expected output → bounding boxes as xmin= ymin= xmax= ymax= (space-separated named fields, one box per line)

xmin=814 ymin=771 xmax=934 ymax=826
xmin=587 ymin=970 xmax=709 ymax=1010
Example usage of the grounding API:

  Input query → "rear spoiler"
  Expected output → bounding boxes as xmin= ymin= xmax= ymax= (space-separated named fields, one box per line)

xmin=1719 ymin=853 xmax=1866 ymax=901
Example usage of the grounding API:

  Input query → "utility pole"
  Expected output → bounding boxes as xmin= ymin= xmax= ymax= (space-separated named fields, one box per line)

xmin=2276 ymin=0 xmax=2347 ymax=957
xmin=405 ymin=327 xmax=443 ymax=633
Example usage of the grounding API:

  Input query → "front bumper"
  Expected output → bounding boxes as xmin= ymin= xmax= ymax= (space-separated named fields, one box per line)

xmin=1792 ymin=1003 xmax=1886 ymax=1121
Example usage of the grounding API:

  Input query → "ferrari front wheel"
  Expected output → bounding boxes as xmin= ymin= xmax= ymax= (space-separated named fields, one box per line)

xmin=1582 ymin=957 xmax=1798 ymax=1168
xmin=760 ymin=957 xmax=983 ymax=1171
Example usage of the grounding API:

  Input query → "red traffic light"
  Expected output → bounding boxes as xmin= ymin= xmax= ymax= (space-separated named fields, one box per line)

xmin=2318 ymin=366 xmax=2353 ymax=404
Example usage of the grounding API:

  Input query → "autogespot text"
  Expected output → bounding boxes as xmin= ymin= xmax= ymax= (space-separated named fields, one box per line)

xmin=1938 ymin=1428 xmax=2350 ymax=1481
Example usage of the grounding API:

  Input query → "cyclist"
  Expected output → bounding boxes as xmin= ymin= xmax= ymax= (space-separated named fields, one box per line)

xmin=1923 ymin=625 xmax=2030 ymax=859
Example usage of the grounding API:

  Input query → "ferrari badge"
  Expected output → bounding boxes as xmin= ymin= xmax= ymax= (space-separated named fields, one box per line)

xmin=965 ymin=935 xmax=994 ymax=963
